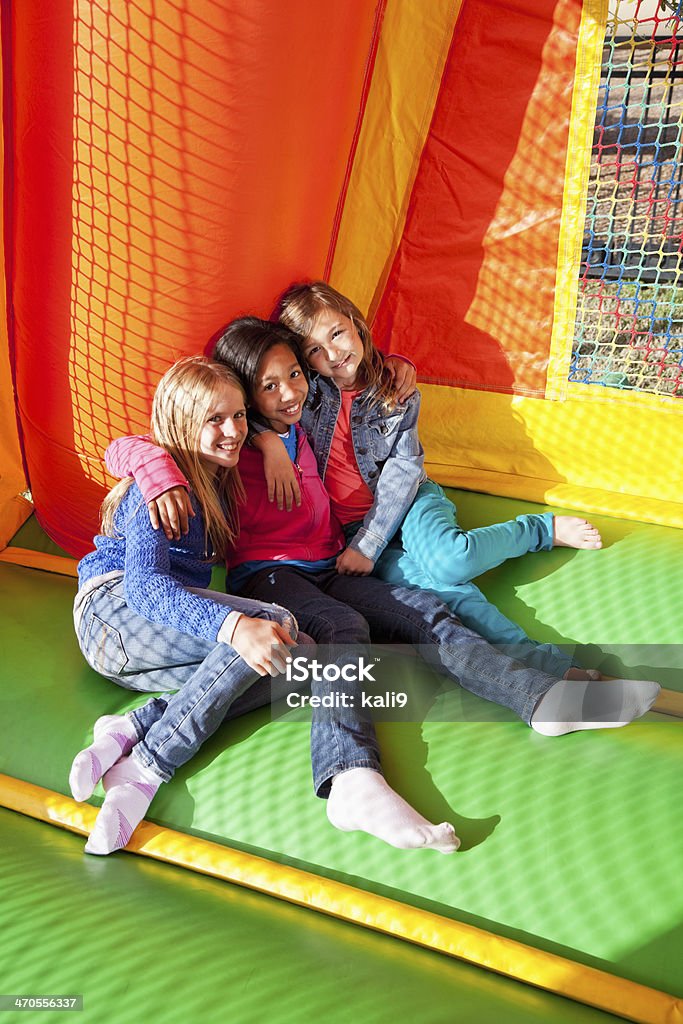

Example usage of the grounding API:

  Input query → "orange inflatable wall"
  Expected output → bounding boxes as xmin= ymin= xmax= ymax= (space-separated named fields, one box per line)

xmin=6 ymin=0 xmax=390 ymax=554
xmin=2 ymin=0 xmax=680 ymax=558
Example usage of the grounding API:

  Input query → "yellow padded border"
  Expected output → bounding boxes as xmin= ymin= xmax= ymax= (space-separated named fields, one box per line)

xmin=546 ymin=0 xmax=607 ymax=401
xmin=329 ymin=0 xmax=463 ymax=319
xmin=420 ymin=383 xmax=683 ymax=529
xmin=1 ymin=773 xmax=680 ymax=1024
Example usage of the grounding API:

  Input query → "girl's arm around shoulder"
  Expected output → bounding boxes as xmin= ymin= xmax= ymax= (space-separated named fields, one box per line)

xmin=106 ymin=434 xmax=194 ymax=540
xmin=383 ymin=354 xmax=417 ymax=404
xmin=348 ymin=389 xmax=425 ymax=562
xmin=106 ymin=435 xmax=188 ymax=500
xmin=248 ymin=430 xmax=301 ymax=511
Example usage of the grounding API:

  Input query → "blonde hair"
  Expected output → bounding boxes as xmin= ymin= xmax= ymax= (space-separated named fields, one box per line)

xmin=275 ymin=281 xmax=398 ymax=410
xmin=101 ymin=356 xmax=245 ymax=561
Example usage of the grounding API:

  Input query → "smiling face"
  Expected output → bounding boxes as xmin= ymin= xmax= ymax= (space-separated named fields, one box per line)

xmin=301 ymin=307 xmax=365 ymax=389
xmin=198 ymin=381 xmax=248 ymax=473
xmin=251 ymin=342 xmax=309 ymax=433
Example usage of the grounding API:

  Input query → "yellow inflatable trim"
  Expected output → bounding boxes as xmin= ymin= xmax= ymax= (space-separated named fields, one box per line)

xmin=420 ymin=383 xmax=683 ymax=530
xmin=330 ymin=0 xmax=463 ymax=319
xmin=547 ymin=0 xmax=607 ymax=402
xmin=0 ymin=547 xmax=79 ymax=577
xmin=1 ymin=774 xmax=681 ymax=1024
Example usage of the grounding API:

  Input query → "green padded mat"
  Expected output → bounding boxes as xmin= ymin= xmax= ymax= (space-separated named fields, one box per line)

xmin=0 ymin=808 xmax=622 ymax=1024
xmin=9 ymin=516 xmax=73 ymax=559
xmin=453 ymin=491 xmax=683 ymax=688
xmin=2 ymin=493 xmax=682 ymax=1003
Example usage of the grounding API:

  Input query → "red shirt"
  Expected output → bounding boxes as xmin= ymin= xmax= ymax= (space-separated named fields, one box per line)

xmin=325 ymin=389 xmax=374 ymax=525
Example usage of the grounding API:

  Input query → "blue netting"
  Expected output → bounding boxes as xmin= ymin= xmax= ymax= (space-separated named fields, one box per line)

xmin=571 ymin=1 xmax=683 ymax=396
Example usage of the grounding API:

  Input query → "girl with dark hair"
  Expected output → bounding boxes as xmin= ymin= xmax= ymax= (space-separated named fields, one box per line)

xmin=258 ymin=280 xmax=604 ymax=679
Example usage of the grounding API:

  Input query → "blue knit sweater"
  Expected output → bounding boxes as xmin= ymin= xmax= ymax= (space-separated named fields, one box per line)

xmin=77 ymin=483 xmax=232 ymax=641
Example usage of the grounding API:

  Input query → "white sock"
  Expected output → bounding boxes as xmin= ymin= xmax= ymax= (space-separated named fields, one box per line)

xmin=69 ymin=714 xmax=139 ymax=802
xmin=84 ymin=754 xmax=161 ymax=856
xmin=531 ymin=678 xmax=660 ymax=736
xmin=326 ymin=767 xmax=460 ymax=853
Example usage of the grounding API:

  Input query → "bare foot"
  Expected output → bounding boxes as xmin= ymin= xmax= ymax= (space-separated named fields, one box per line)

xmin=553 ymin=516 xmax=602 ymax=549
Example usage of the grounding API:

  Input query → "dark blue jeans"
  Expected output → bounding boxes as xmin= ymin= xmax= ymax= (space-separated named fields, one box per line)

xmin=241 ymin=566 xmax=561 ymax=796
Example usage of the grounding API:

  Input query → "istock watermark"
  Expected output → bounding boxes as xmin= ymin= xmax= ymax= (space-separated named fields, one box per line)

xmin=281 ymin=650 xmax=411 ymax=716
xmin=268 ymin=645 xmax=434 ymax=722
xmin=285 ymin=654 xmax=380 ymax=684
xmin=267 ymin=643 xmax=679 ymax=724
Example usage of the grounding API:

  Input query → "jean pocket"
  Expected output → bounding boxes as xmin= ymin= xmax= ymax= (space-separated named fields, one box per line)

xmin=82 ymin=613 xmax=129 ymax=675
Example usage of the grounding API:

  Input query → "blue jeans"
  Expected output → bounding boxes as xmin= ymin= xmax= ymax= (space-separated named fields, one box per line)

xmin=240 ymin=567 xmax=383 ymax=797
xmin=74 ymin=576 xmax=298 ymax=782
xmin=241 ymin=566 xmax=562 ymax=797
xmin=351 ymin=481 xmax=573 ymax=677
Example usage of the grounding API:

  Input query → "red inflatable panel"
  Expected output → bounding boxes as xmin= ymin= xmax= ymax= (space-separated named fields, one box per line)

xmin=373 ymin=0 xmax=581 ymax=397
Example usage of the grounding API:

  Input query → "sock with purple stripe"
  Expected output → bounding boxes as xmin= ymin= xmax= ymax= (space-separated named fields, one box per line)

xmin=70 ymin=714 xmax=139 ymax=802
xmin=69 ymin=716 xmax=139 ymax=802
xmin=84 ymin=754 xmax=161 ymax=856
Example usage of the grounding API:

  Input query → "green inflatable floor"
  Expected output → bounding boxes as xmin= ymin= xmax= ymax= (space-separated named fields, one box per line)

xmin=2 ymin=492 xmax=682 ymax=1010
xmin=1 ymin=807 xmax=619 ymax=1024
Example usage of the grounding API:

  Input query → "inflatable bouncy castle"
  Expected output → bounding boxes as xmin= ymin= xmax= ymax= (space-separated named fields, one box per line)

xmin=1 ymin=0 xmax=682 ymax=556
xmin=0 ymin=3 xmax=681 ymax=1022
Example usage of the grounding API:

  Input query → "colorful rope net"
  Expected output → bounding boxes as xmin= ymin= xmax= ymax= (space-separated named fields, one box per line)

xmin=571 ymin=0 xmax=683 ymax=396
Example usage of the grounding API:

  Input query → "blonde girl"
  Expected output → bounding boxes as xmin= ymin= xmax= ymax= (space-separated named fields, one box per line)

xmin=70 ymin=356 xmax=297 ymax=855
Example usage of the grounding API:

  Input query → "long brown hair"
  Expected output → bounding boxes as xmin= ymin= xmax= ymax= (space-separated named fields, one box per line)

xmin=275 ymin=281 xmax=398 ymax=410
xmin=101 ymin=357 xmax=245 ymax=561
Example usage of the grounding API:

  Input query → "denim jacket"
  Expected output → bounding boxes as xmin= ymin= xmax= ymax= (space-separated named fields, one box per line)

xmin=301 ymin=375 xmax=427 ymax=561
